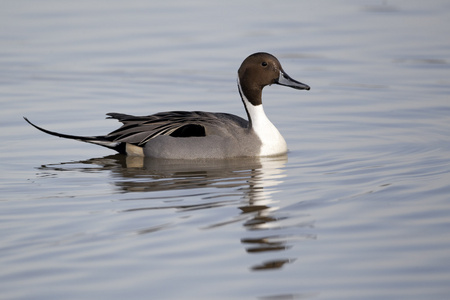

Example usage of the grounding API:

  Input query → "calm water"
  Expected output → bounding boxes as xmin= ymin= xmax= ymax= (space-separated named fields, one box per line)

xmin=1 ymin=1 xmax=450 ymax=299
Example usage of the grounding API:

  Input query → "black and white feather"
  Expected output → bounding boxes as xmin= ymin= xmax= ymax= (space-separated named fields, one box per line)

xmin=24 ymin=111 xmax=248 ymax=155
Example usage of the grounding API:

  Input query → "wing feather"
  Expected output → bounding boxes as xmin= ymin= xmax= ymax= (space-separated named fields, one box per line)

xmin=105 ymin=111 xmax=236 ymax=145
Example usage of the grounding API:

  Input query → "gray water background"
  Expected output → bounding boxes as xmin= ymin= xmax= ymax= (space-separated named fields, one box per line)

xmin=1 ymin=1 xmax=450 ymax=299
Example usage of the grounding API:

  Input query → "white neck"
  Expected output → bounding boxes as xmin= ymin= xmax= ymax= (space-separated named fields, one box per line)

xmin=238 ymin=79 xmax=287 ymax=156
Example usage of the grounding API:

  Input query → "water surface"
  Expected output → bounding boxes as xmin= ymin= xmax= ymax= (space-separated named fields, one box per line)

xmin=1 ymin=1 xmax=450 ymax=299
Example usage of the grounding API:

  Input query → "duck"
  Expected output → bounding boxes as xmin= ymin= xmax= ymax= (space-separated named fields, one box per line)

xmin=24 ymin=52 xmax=310 ymax=159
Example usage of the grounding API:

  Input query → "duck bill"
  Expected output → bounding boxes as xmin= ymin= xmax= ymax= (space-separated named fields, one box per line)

xmin=276 ymin=70 xmax=310 ymax=90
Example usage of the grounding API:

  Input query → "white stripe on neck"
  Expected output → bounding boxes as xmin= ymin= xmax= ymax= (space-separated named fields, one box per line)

xmin=238 ymin=78 xmax=287 ymax=156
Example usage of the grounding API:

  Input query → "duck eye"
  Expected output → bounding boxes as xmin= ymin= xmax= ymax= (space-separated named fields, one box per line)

xmin=261 ymin=62 xmax=268 ymax=67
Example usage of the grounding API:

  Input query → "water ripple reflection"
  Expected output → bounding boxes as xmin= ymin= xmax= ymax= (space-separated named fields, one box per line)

xmin=39 ymin=154 xmax=311 ymax=271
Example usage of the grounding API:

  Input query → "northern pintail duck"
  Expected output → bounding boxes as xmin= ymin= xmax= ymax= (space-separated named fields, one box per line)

xmin=25 ymin=52 xmax=310 ymax=159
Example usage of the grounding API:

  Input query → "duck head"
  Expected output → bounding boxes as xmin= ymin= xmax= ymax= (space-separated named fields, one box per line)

xmin=238 ymin=52 xmax=310 ymax=106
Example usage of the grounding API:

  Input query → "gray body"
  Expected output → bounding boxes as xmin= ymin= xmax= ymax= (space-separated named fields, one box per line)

xmin=109 ymin=111 xmax=260 ymax=159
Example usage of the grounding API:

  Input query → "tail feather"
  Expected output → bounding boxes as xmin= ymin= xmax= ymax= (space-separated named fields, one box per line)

xmin=23 ymin=117 xmax=126 ymax=154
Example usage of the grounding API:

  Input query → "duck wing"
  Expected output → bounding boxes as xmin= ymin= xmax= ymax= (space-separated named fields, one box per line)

xmin=106 ymin=111 xmax=247 ymax=146
xmin=24 ymin=111 xmax=248 ymax=155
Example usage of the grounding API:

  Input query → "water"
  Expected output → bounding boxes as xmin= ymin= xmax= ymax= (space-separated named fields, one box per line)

xmin=1 ymin=1 xmax=450 ymax=299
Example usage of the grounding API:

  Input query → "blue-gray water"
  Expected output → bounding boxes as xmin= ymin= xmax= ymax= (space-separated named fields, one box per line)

xmin=1 ymin=1 xmax=450 ymax=299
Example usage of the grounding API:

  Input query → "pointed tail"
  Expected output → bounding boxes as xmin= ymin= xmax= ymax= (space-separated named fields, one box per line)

xmin=23 ymin=117 xmax=126 ymax=154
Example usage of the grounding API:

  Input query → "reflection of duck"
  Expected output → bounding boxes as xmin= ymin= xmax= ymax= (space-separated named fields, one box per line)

xmin=40 ymin=154 xmax=287 ymax=194
xmin=39 ymin=154 xmax=314 ymax=271
xmin=25 ymin=52 xmax=309 ymax=159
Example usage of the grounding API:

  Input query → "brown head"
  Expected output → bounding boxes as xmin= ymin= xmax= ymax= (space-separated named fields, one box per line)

xmin=238 ymin=52 xmax=310 ymax=106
